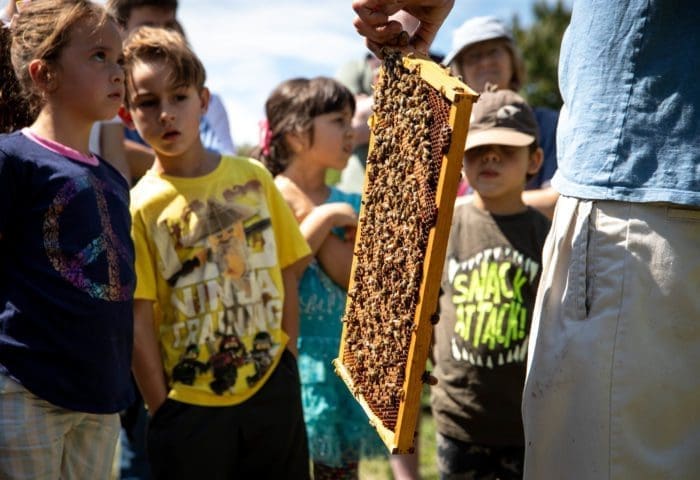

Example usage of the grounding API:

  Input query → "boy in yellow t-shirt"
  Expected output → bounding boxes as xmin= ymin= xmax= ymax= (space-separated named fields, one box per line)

xmin=120 ymin=27 xmax=311 ymax=478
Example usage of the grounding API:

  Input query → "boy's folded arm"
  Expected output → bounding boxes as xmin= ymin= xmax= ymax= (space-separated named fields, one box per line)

xmin=132 ymin=298 xmax=169 ymax=415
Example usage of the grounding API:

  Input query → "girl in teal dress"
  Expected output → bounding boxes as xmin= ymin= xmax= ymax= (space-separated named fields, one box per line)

xmin=258 ymin=76 xmax=385 ymax=479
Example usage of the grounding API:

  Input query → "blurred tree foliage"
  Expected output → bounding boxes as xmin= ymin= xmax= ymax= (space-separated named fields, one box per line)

xmin=511 ymin=0 xmax=571 ymax=110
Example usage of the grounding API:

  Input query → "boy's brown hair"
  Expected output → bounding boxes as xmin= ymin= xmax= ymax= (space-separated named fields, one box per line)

xmin=122 ymin=26 xmax=206 ymax=106
xmin=106 ymin=0 xmax=178 ymax=27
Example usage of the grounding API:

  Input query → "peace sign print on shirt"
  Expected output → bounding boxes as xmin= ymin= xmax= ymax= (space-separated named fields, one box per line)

xmin=43 ymin=175 xmax=133 ymax=302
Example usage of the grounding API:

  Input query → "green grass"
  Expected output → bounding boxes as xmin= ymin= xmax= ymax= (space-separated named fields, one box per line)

xmin=358 ymin=386 xmax=438 ymax=479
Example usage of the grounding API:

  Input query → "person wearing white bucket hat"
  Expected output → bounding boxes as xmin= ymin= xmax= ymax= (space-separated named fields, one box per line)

xmin=445 ymin=16 xmax=559 ymax=219
xmin=444 ymin=16 xmax=524 ymax=91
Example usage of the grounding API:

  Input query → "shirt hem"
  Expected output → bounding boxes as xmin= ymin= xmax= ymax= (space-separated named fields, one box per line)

xmin=553 ymin=175 xmax=700 ymax=206
xmin=166 ymin=346 xmax=285 ymax=407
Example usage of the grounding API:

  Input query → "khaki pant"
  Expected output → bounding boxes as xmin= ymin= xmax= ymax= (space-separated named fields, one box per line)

xmin=0 ymin=374 xmax=120 ymax=480
xmin=523 ymin=197 xmax=700 ymax=479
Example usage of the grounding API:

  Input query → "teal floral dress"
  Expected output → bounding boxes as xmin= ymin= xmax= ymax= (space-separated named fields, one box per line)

xmin=298 ymin=187 xmax=385 ymax=467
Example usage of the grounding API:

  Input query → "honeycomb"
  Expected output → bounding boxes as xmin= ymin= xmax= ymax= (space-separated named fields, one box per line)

xmin=335 ymin=51 xmax=477 ymax=453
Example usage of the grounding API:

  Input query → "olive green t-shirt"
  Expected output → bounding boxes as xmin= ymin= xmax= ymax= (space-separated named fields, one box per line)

xmin=431 ymin=198 xmax=550 ymax=446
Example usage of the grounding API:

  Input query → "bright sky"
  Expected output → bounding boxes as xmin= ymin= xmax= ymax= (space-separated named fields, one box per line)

xmin=177 ymin=0 xmax=570 ymax=148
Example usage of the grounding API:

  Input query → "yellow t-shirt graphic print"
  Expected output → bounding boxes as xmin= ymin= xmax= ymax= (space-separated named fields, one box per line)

xmin=131 ymin=156 xmax=310 ymax=407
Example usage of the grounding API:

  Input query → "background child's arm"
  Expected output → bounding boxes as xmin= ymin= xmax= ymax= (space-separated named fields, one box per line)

xmin=299 ymin=202 xmax=357 ymax=254
xmin=98 ymin=122 xmax=131 ymax=185
xmin=124 ymin=139 xmax=155 ymax=181
xmin=300 ymin=202 xmax=357 ymax=288
xmin=281 ymin=258 xmax=308 ymax=357
xmin=522 ymin=186 xmax=558 ymax=219
xmin=316 ymin=232 xmax=356 ymax=290
xmin=132 ymin=299 xmax=169 ymax=415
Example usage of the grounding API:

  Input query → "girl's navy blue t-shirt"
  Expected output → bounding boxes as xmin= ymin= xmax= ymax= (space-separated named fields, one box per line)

xmin=0 ymin=132 xmax=135 ymax=414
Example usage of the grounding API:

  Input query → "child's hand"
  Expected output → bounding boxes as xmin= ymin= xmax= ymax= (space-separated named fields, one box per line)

xmin=343 ymin=225 xmax=358 ymax=243
xmin=147 ymin=394 xmax=168 ymax=417
xmin=318 ymin=202 xmax=358 ymax=229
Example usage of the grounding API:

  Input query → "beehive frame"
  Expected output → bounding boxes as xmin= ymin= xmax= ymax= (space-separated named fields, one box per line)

xmin=334 ymin=52 xmax=477 ymax=453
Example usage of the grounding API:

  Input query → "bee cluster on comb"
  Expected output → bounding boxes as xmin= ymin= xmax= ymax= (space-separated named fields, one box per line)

xmin=334 ymin=51 xmax=477 ymax=453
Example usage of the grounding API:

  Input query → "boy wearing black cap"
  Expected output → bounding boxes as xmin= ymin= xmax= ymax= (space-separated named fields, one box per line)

xmin=430 ymin=86 xmax=550 ymax=479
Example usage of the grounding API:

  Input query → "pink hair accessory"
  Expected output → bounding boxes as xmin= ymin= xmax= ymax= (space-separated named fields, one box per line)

xmin=258 ymin=119 xmax=272 ymax=156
